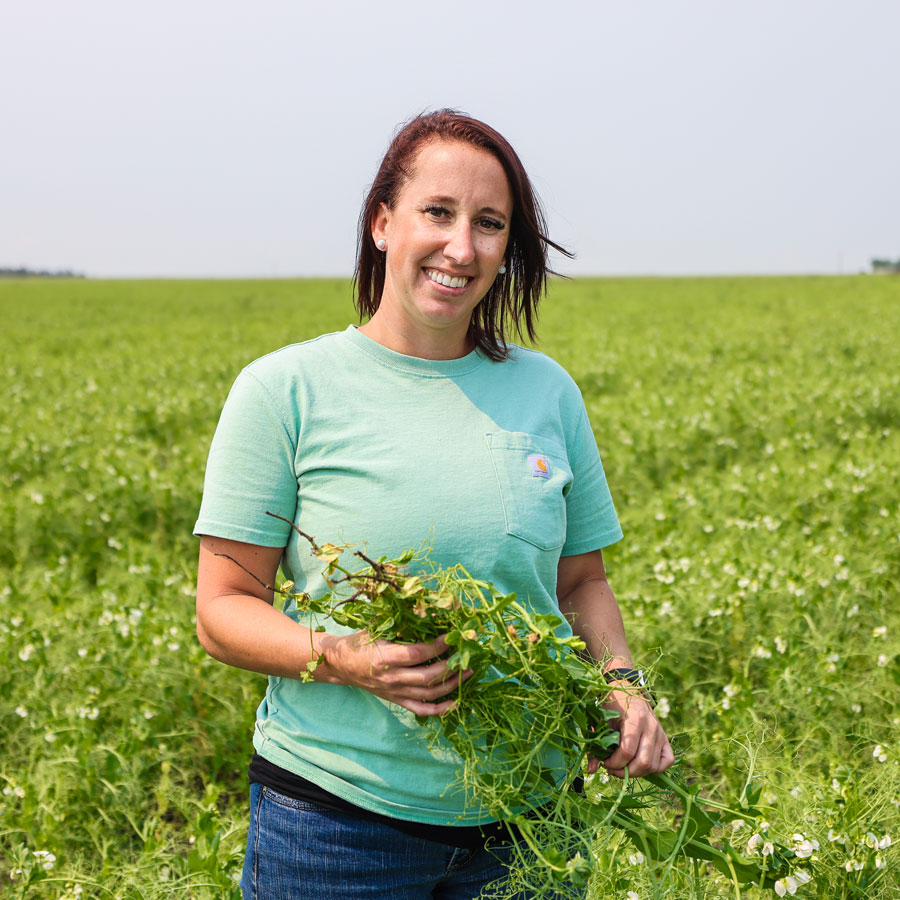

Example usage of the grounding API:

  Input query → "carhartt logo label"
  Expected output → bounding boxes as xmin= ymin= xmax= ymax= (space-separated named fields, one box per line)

xmin=528 ymin=454 xmax=551 ymax=478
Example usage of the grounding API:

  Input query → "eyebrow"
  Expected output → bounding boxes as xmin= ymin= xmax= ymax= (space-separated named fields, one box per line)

xmin=424 ymin=195 xmax=509 ymax=220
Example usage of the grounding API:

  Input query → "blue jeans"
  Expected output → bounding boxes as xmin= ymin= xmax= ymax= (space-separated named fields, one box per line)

xmin=240 ymin=782 xmax=551 ymax=900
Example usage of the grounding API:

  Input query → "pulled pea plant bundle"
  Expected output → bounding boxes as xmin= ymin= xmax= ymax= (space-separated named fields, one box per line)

xmin=234 ymin=513 xmax=810 ymax=896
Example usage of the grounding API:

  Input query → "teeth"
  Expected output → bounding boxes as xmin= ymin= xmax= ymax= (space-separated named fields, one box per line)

xmin=426 ymin=268 xmax=469 ymax=289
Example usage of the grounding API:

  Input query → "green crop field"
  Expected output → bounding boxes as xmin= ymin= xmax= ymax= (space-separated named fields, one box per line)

xmin=1 ymin=275 xmax=898 ymax=899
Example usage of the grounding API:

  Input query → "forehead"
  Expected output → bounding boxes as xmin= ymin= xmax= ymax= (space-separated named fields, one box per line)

xmin=400 ymin=139 xmax=512 ymax=213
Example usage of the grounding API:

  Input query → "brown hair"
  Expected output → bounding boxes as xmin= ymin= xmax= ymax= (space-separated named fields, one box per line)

xmin=353 ymin=109 xmax=572 ymax=361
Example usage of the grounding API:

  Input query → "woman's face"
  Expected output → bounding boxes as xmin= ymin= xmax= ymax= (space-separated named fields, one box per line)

xmin=372 ymin=139 xmax=512 ymax=355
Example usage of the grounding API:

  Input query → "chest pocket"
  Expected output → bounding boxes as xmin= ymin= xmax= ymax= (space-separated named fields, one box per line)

xmin=485 ymin=432 xmax=572 ymax=551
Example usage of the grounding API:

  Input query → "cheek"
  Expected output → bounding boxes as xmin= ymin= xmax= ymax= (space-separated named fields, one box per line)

xmin=476 ymin=235 xmax=507 ymax=259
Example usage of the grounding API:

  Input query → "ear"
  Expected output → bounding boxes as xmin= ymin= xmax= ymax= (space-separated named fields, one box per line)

xmin=372 ymin=202 xmax=391 ymax=246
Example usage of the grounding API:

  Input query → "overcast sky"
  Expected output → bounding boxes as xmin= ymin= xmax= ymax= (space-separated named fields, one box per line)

xmin=2 ymin=0 xmax=898 ymax=278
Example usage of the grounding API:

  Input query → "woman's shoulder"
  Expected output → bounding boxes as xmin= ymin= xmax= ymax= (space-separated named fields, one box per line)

xmin=241 ymin=329 xmax=348 ymax=383
xmin=499 ymin=343 xmax=580 ymax=389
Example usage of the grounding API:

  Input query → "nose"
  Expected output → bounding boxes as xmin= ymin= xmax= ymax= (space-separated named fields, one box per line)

xmin=443 ymin=221 xmax=475 ymax=266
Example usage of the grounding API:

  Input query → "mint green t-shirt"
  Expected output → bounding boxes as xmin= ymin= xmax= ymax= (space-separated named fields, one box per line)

xmin=195 ymin=325 xmax=622 ymax=825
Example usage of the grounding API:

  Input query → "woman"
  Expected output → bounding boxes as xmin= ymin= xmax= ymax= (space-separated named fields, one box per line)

xmin=195 ymin=110 xmax=674 ymax=900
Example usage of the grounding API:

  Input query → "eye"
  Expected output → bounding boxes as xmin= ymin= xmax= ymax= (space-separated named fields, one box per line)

xmin=477 ymin=217 xmax=505 ymax=232
xmin=424 ymin=204 xmax=451 ymax=220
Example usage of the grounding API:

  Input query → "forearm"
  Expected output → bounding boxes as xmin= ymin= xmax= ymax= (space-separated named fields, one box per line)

xmin=195 ymin=535 xmax=464 ymax=714
xmin=558 ymin=576 xmax=634 ymax=673
xmin=197 ymin=591 xmax=325 ymax=680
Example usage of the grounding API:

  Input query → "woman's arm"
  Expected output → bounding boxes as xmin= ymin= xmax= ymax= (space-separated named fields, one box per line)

xmin=556 ymin=548 xmax=674 ymax=778
xmin=196 ymin=535 xmax=468 ymax=716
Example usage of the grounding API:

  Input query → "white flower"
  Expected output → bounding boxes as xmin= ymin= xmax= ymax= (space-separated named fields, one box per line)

xmin=792 ymin=833 xmax=819 ymax=858
xmin=107 ymin=537 xmax=123 ymax=550
xmin=874 ymin=744 xmax=888 ymax=762
xmin=878 ymin=834 xmax=892 ymax=849
xmin=774 ymin=636 xmax=787 ymax=654
xmin=18 ymin=644 xmax=34 ymax=662
xmin=628 ymin=851 xmax=645 ymax=865
xmin=30 ymin=491 xmax=45 ymax=504
xmin=747 ymin=833 xmax=763 ymax=853
xmin=877 ymin=654 xmax=889 ymax=667
xmin=44 ymin=732 xmax=56 ymax=743
xmin=775 ymin=875 xmax=802 ymax=896
xmin=873 ymin=626 xmax=888 ymax=638
xmin=15 ymin=706 xmax=28 ymax=718
xmin=655 ymin=696 xmax=670 ymax=719
xmin=32 ymin=850 xmax=56 ymax=871
xmin=762 ymin=841 xmax=774 ymax=856
xmin=626 ymin=892 xmax=640 ymax=900
xmin=793 ymin=870 xmax=812 ymax=885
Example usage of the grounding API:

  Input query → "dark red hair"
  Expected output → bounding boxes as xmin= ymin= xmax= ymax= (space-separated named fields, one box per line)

xmin=353 ymin=109 xmax=572 ymax=361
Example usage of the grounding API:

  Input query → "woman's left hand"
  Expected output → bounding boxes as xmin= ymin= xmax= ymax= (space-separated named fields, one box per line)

xmin=589 ymin=688 xmax=675 ymax=778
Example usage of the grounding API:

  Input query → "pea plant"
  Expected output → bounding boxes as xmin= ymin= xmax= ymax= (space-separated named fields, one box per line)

xmin=220 ymin=512 xmax=808 ymax=898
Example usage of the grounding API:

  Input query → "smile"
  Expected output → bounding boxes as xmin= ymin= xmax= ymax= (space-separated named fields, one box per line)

xmin=424 ymin=268 xmax=472 ymax=289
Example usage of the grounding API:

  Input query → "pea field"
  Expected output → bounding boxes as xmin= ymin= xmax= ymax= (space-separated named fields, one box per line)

xmin=1 ymin=275 xmax=898 ymax=899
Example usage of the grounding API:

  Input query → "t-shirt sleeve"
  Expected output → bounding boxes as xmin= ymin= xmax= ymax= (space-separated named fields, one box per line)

xmin=193 ymin=369 xmax=298 ymax=547
xmin=560 ymin=404 xmax=623 ymax=557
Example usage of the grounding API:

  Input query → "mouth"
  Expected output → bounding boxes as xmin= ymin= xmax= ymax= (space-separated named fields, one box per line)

xmin=424 ymin=267 xmax=472 ymax=290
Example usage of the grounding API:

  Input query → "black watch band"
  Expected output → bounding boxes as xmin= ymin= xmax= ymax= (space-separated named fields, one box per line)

xmin=603 ymin=667 xmax=656 ymax=706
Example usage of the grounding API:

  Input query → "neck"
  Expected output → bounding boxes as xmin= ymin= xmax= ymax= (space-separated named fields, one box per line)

xmin=358 ymin=312 xmax=474 ymax=360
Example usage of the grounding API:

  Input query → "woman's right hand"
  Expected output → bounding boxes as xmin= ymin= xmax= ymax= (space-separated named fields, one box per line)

xmin=313 ymin=631 xmax=471 ymax=717
xmin=197 ymin=536 xmax=469 ymax=716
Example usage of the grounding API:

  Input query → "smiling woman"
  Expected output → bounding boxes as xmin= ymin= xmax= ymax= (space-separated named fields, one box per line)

xmin=193 ymin=109 xmax=673 ymax=900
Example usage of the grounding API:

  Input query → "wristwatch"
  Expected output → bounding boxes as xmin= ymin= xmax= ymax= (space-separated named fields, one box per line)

xmin=603 ymin=667 xmax=657 ymax=707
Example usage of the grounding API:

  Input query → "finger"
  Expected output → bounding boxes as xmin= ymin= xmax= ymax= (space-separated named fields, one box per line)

xmin=385 ymin=659 xmax=469 ymax=691
xmin=607 ymin=724 xmax=670 ymax=777
xmin=395 ymin=673 xmax=467 ymax=703
xmin=602 ymin=729 xmax=638 ymax=774
xmin=376 ymin=634 xmax=450 ymax=668
xmin=393 ymin=696 xmax=459 ymax=717
xmin=658 ymin=738 xmax=676 ymax=772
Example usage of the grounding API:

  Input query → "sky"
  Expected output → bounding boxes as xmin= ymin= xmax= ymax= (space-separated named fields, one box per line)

xmin=2 ymin=0 xmax=898 ymax=278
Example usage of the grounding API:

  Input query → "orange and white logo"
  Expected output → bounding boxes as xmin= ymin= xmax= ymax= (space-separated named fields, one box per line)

xmin=528 ymin=454 xmax=551 ymax=479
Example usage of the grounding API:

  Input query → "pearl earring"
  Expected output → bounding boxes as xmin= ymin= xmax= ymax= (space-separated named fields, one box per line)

xmin=376 ymin=239 xmax=386 ymax=251
xmin=498 ymin=264 xmax=507 ymax=275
